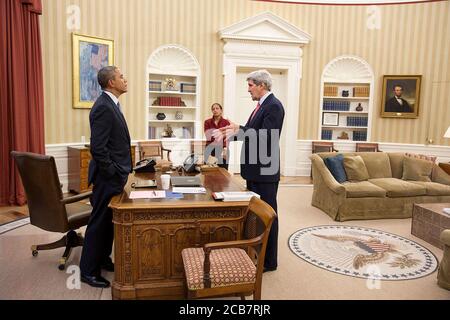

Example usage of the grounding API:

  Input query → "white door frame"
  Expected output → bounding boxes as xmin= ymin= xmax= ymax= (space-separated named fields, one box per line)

xmin=222 ymin=48 xmax=303 ymax=176
xmin=219 ymin=12 xmax=311 ymax=176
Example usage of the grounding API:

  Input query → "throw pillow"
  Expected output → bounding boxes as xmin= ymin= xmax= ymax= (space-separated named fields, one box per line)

xmin=402 ymin=156 xmax=433 ymax=182
xmin=405 ymin=152 xmax=437 ymax=163
xmin=343 ymin=156 xmax=370 ymax=181
xmin=324 ymin=154 xmax=347 ymax=183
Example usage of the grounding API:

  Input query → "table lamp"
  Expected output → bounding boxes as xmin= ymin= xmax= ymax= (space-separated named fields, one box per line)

xmin=444 ymin=126 xmax=450 ymax=214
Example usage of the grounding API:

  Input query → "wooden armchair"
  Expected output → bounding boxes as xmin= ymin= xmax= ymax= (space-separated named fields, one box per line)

xmin=181 ymin=197 xmax=276 ymax=300
xmin=138 ymin=141 xmax=172 ymax=162
xmin=312 ymin=141 xmax=338 ymax=154
xmin=355 ymin=143 xmax=380 ymax=152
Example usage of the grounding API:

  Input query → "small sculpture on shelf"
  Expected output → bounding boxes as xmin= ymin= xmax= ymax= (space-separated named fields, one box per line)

xmin=342 ymin=90 xmax=349 ymax=97
xmin=337 ymin=131 xmax=349 ymax=140
xmin=175 ymin=111 xmax=183 ymax=120
xmin=164 ymin=78 xmax=177 ymax=91
xmin=356 ymin=103 xmax=363 ymax=112
xmin=162 ymin=124 xmax=175 ymax=138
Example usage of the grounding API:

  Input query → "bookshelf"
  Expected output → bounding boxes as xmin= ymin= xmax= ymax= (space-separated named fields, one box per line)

xmin=146 ymin=45 xmax=201 ymax=140
xmin=319 ymin=55 xmax=374 ymax=142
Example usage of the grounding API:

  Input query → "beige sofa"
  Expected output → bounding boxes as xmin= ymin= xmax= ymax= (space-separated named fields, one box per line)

xmin=311 ymin=152 xmax=450 ymax=221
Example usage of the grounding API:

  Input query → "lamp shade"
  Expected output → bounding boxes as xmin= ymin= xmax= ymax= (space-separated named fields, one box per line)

xmin=445 ymin=126 xmax=450 ymax=138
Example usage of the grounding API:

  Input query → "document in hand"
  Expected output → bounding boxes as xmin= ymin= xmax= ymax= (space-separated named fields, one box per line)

xmin=212 ymin=191 xmax=260 ymax=202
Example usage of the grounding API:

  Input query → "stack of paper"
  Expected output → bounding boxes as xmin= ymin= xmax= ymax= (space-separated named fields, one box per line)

xmin=213 ymin=191 xmax=260 ymax=202
xmin=172 ymin=187 xmax=206 ymax=194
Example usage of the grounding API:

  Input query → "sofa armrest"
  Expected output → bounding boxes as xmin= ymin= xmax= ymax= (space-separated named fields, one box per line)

xmin=441 ymin=230 xmax=450 ymax=246
xmin=432 ymin=165 xmax=450 ymax=185
xmin=310 ymin=154 xmax=345 ymax=195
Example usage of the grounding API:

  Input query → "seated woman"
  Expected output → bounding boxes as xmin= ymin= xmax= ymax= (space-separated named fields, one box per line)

xmin=204 ymin=103 xmax=230 ymax=170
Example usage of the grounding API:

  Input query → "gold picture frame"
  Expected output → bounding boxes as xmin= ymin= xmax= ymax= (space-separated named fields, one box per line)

xmin=380 ymin=75 xmax=421 ymax=119
xmin=72 ymin=33 xmax=114 ymax=109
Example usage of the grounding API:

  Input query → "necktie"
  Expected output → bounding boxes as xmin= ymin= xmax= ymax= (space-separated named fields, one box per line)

xmin=250 ymin=103 xmax=261 ymax=121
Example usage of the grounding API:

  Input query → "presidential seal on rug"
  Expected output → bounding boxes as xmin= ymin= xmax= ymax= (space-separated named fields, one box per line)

xmin=288 ymin=225 xmax=438 ymax=280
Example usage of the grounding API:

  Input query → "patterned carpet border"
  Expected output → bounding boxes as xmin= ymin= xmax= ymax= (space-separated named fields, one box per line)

xmin=288 ymin=225 xmax=439 ymax=281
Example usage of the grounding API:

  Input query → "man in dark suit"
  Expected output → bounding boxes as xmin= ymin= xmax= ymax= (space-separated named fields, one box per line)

xmin=385 ymin=84 xmax=412 ymax=113
xmin=79 ymin=66 xmax=132 ymax=288
xmin=215 ymin=70 xmax=285 ymax=272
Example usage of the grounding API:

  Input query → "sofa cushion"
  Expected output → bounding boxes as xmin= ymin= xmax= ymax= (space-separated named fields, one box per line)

xmin=342 ymin=181 xmax=387 ymax=198
xmin=358 ymin=153 xmax=392 ymax=179
xmin=368 ymin=178 xmax=427 ymax=197
xmin=402 ymin=156 xmax=433 ymax=182
xmin=388 ymin=153 xmax=406 ymax=179
xmin=405 ymin=152 xmax=437 ymax=163
xmin=343 ymin=156 xmax=370 ymax=181
xmin=409 ymin=181 xmax=450 ymax=196
xmin=324 ymin=154 xmax=347 ymax=183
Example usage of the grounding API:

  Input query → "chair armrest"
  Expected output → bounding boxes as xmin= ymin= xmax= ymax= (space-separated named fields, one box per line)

xmin=202 ymin=238 xmax=262 ymax=288
xmin=310 ymin=154 xmax=345 ymax=195
xmin=162 ymin=147 xmax=172 ymax=161
xmin=61 ymin=191 xmax=92 ymax=205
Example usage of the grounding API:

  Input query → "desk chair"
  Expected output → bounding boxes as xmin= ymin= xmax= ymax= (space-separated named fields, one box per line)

xmin=355 ymin=143 xmax=380 ymax=152
xmin=190 ymin=140 xmax=208 ymax=163
xmin=182 ymin=197 xmax=276 ymax=300
xmin=11 ymin=151 xmax=91 ymax=270
xmin=138 ymin=141 xmax=172 ymax=171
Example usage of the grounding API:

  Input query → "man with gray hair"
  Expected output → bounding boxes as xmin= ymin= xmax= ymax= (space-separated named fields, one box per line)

xmin=214 ymin=69 xmax=285 ymax=272
xmin=79 ymin=66 xmax=132 ymax=288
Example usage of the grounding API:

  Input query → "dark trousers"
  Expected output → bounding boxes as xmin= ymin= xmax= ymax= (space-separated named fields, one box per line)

xmin=246 ymin=180 xmax=279 ymax=269
xmin=80 ymin=175 xmax=124 ymax=276
xmin=204 ymin=144 xmax=229 ymax=170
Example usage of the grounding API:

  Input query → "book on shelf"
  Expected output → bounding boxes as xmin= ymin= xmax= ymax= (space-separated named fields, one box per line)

xmin=212 ymin=191 xmax=260 ymax=202
xmin=346 ymin=116 xmax=368 ymax=127
xmin=148 ymin=126 xmax=156 ymax=139
xmin=180 ymin=83 xmax=196 ymax=93
xmin=324 ymin=85 xmax=338 ymax=97
xmin=149 ymin=81 xmax=162 ymax=91
xmin=353 ymin=86 xmax=370 ymax=97
xmin=182 ymin=126 xmax=194 ymax=139
xmin=353 ymin=131 xmax=367 ymax=141
xmin=323 ymin=101 xmax=350 ymax=111
xmin=321 ymin=129 xmax=333 ymax=140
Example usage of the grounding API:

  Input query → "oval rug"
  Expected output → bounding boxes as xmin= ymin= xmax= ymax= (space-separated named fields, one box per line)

xmin=288 ymin=225 xmax=438 ymax=280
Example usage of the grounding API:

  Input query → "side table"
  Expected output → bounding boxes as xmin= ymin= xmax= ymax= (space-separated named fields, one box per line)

xmin=412 ymin=203 xmax=450 ymax=249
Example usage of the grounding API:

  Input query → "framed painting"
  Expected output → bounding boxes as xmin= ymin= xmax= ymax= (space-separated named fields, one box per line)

xmin=72 ymin=33 xmax=114 ymax=108
xmin=380 ymin=75 xmax=421 ymax=118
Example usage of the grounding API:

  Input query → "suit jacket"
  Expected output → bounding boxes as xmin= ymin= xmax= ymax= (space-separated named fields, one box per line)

xmin=385 ymin=97 xmax=412 ymax=113
xmin=238 ymin=93 xmax=285 ymax=183
xmin=88 ymin=92 xmax=132 ymax=185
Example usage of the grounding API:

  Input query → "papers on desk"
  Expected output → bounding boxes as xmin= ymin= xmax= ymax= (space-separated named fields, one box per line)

xmin=212 ymin=191 xmax=260 ymax=202
xmin=129 ymin=190 xmax=166 ymax=199
xmin=172 ymin=187 xmax=207 ymax=194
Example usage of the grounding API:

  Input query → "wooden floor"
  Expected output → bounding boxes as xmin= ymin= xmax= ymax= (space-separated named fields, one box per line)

xmin=0 ymin=175 xmax=312 ymax=226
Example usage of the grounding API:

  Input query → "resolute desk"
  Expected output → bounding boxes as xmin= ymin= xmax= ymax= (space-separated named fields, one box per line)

xmin=110 ymin=168 xmax=248 ymax=300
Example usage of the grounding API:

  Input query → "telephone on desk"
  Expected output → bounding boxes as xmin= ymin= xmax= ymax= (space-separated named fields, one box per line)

xmin=134 ymin=158 xmax=156 ymax=173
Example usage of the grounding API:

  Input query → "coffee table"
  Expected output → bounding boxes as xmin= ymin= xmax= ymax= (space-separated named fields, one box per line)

xmin=412 ymin=203 xmax=450 ymax=249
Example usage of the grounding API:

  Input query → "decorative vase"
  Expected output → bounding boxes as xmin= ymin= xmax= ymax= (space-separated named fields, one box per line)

xmin=156 ymin=112 xmax=166 ymax=120
xmin=356 ymin=103 xmax=363 ymax=112
xmin=342 ymin=90 xmax=349 ymax=97
xmin=175 ymin=111 xmax=183 ymax=120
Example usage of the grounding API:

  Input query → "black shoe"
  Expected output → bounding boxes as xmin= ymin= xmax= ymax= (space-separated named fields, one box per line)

xmin=101 ymin=261 xmax=114 ymax=272
xmin=81 ymin=274 xmax=110 ymax=288
xmin=263 ymin=266 xmax=277 ymax=273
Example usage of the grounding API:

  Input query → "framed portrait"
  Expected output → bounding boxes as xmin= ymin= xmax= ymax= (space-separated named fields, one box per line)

xmin=322 ymin=112 xmax=339 ymax=126
xmin=380 ymin=75 xmax=421 ymax=118
xmin=72 ymin=33 xmax=114 ymax=109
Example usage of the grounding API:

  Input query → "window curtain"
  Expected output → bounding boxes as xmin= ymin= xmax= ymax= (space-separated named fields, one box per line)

xmin=0 ymin=0 xmax=45 ymax=206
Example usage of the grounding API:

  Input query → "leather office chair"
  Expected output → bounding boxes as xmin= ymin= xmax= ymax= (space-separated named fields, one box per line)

xmin=11 ymin=151 xmax=91 ymax=270
xmin=182 ymin=197 xmax=276 ymax=300
xmin=355 ymin=143 xmax=380 ymax=152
